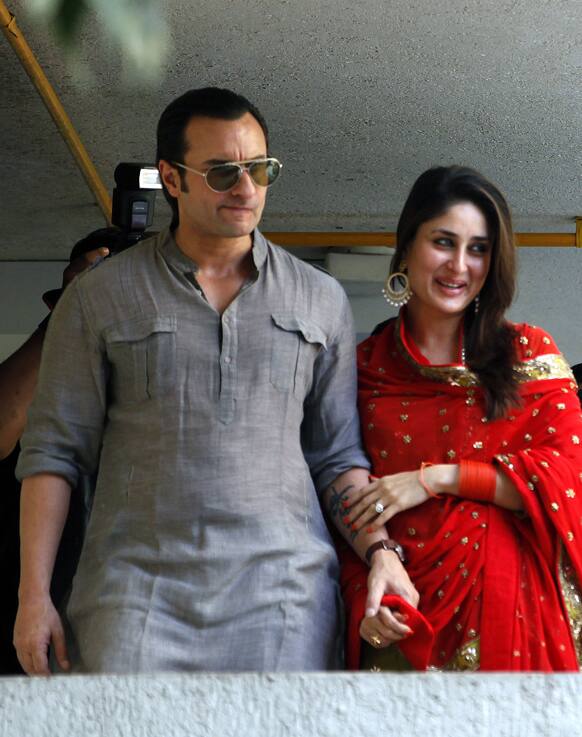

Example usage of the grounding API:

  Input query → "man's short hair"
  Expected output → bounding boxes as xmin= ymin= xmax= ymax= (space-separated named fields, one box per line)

xmin=156 ymin=87 xmax=269 ymax=227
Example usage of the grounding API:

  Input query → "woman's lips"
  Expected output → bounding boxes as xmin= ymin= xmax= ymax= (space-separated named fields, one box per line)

xmin=435 ymin=278 xmax=467 ymax=294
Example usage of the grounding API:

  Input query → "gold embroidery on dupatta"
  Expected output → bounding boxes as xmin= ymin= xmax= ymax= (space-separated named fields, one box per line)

xmin=516 ymin=354 xmax=574 ymax=383
xmin=558 ymin=545 xmax=582 ymax=666
xmin=428 ymin=638 xmax=480 ymax=672
xmin=394 ymin=315 xmax=574 ymax=388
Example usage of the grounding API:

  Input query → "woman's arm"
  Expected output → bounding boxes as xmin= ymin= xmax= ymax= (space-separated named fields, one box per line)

xmin=425 ymin=462 xmax=524 ymax=510
xmin=346 ymin=461 xmax=523 ymax=532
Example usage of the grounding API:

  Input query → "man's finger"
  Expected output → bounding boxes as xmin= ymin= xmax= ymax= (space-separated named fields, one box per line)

xmin=365 ymin=574 xmax=384 ymax=617
xmin=63 ymin=247 xmax=110 ymax=286
xmin=30 ymin=646 xmax=50 ymax=676
xmin=85 ymin=246 xmax=109 ymax=264
xmin=378 ymin=607 xmax=412 ymax=636
xmin=17 ymin=651 xmax=34 ymax=675
xmin=52 ymin=623 xmax=70 ymax=672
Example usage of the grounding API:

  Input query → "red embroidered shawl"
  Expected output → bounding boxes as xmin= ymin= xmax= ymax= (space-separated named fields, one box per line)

xmin=341 ymin=314 xmax=582 ymax=671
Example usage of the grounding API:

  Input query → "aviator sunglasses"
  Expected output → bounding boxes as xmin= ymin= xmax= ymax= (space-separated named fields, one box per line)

xmin=172 ymin=157 xmax=282 ymax=193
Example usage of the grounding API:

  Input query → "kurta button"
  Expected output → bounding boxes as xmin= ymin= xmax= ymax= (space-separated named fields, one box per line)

xmin=224 ymin=356 xmax=231 ymax=364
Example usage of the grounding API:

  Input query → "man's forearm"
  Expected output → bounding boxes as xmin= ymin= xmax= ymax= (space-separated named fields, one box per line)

xmin=323 ymin=467 xmax=390 ymax=562
xmin=0 ymin=327 xmax=45 ymax=460
xmin=324 ymin=468 xmax=419 ymax=615
xmin=19 ymin=473 xmax=71 ymax=600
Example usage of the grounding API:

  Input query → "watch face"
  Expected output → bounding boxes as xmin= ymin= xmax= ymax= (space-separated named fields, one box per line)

xmin=389 ymin=542 xmax=406 ymax=564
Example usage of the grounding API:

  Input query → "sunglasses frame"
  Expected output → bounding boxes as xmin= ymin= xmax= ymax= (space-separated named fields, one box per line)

xmin=171 ymin=157 xmax=282 ymax=193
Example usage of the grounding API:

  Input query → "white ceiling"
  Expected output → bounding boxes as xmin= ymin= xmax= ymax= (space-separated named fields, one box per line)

xmin=1 ymin=0 xmax=581 ymax=260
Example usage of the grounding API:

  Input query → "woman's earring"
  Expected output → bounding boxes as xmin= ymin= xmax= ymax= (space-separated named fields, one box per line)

xmin=473 ymin=294 xmax=480 ymax=314
xmin=382 ymin=271 xmax=412 ymax=307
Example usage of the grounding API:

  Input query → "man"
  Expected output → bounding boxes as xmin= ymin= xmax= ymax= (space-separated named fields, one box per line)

xmin=15 ymin=87 xmax=415 ymax=674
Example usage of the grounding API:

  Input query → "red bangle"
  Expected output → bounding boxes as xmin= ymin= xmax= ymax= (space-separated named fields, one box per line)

xmin=458 ymin=460 xmax=496 ymax=502
xmin=419 ymin=461 xmax=442 ymax=498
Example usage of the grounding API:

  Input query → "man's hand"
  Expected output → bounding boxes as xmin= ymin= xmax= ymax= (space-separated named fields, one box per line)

xmin=14 ymin=594 xmax=70 ymax=675
xmin=61 ymin=246 xmax=109 ymax=290
xmin=360 ymin=606 xmax=412 ymax=649
xmin=365 ymin=548 xmax=419 ymax=617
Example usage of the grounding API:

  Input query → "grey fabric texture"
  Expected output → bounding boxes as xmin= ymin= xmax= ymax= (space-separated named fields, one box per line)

xmin=17 ymin=228 xmax=369 ymax=673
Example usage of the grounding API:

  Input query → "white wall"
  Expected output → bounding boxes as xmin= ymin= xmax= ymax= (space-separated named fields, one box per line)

xmin=0 ymin=262 xmax=64 ymax=361
xmin=0 ymin=672 xmax=580 ymax=737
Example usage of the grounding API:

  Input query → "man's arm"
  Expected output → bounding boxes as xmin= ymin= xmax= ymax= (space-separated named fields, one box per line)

xmin=14 ymin=473 xmax=72 ymax=675
xmin=13 ymin=250 xmax=110 ymax=676
xmin=322 ymin=468 xmax=418 ymax=620
xmin=0 ymin=328 xmax=45 ymax=460
xmin=301 ymin=287 xmax=418 ymax=619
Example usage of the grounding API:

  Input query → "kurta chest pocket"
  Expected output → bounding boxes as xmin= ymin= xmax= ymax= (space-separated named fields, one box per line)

xmin=104 ymin=316 xmax=177 ymax=403
xmin=270 ymin=313 xmax=328 ymax=396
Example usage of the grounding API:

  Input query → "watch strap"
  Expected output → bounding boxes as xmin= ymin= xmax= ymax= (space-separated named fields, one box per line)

xmin=365 ymin=538 xmax=406 ymax=565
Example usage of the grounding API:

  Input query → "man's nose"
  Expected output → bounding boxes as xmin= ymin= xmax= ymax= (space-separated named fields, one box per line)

xmin=230 ymin=169 xmax=256 ymax=196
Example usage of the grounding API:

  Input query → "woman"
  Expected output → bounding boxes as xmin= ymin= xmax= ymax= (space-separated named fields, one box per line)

xmin=340 ymin=166 xmax=582 ymax=671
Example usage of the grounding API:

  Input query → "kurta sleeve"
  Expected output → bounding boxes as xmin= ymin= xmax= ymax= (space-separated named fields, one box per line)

xmin=16 ymin=277 xmax=108 ymax=489
xmin=300 ymin=287 xmax=370 ymax=493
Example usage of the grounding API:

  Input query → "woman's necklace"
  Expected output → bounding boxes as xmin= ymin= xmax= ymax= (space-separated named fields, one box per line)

xmin=458 ymin=326 xmax=466 ymax=366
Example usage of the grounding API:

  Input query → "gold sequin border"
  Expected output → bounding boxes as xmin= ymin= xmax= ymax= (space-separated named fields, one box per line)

xmin=440 ymin=638 xmax=480 ymax=672
xmin=394 ymin=318 xmax=574 ymax=388
xmin=558 ymin=544 xmax=582 ymax=667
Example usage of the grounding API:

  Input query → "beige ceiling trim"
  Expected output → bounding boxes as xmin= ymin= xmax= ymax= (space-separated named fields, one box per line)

xmin=264 ymin=231 xmax=578 ymax=248
xmin=1 ymin=1 xmax=112 ymax=223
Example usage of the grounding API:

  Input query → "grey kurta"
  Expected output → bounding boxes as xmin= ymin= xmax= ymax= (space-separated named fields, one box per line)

xmin=17 ymin=228 xmax=369 ymax=673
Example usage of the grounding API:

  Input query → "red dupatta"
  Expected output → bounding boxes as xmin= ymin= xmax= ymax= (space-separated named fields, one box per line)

xmin=341 ymin=313 xmax=582 ymax=671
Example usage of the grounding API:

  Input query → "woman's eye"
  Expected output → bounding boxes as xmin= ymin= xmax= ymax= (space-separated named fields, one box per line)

xmin=435 ymin=238 xmax=453 ymax=247
xmin=470 ymin=242 xmax=490 ymax=254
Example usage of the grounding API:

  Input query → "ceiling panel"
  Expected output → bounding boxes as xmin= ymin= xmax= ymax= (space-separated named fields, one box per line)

xmin=1 ymin=0 xmax=580 ymax=259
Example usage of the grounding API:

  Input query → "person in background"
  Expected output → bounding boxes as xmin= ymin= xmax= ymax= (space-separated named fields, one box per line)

xmin=0 ymin=243 xmax=108 ymax=674
xmin=340 ymin=165 xmax=582 ymax=671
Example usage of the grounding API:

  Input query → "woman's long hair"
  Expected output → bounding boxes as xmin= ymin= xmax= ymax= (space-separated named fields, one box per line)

xmin=391 ymin=165 xmax=519 ymax=419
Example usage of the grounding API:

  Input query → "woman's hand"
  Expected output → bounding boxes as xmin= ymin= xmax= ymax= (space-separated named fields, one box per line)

xmin=345 ymin=470 xmax=430 ymax=532
xmin=360 ymin=606 xmax=413 ymax=649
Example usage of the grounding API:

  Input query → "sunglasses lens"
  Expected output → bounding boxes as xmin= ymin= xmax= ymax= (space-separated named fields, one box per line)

xmin=205 ymin=159 xmax=282 ymax=191
xmin=249 ymin=159 xmax=281 ymax=187
xmin=206 ymin=164 xmax=242 ymax=192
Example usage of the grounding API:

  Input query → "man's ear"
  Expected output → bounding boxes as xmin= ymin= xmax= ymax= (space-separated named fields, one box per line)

xmin=158 ymin=160 xmax=181 ymax=197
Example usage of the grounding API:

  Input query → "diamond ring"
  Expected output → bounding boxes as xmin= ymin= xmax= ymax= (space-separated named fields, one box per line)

xmin=374 ymin=501 xmax=384 ymax=514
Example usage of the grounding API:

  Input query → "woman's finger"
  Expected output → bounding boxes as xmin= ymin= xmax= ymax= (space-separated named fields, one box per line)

xmin=342 ymin=481 xmax=379 ymax=513
xmin=349 ymin=500 xmax=385 ymax=530
xmin=377 ymin=607 xmax=413 ymax=636
xmin=359 ymin=503 xmax=399 ymax=532
xmin=346 ymin=482 xmax=386 ymax=520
